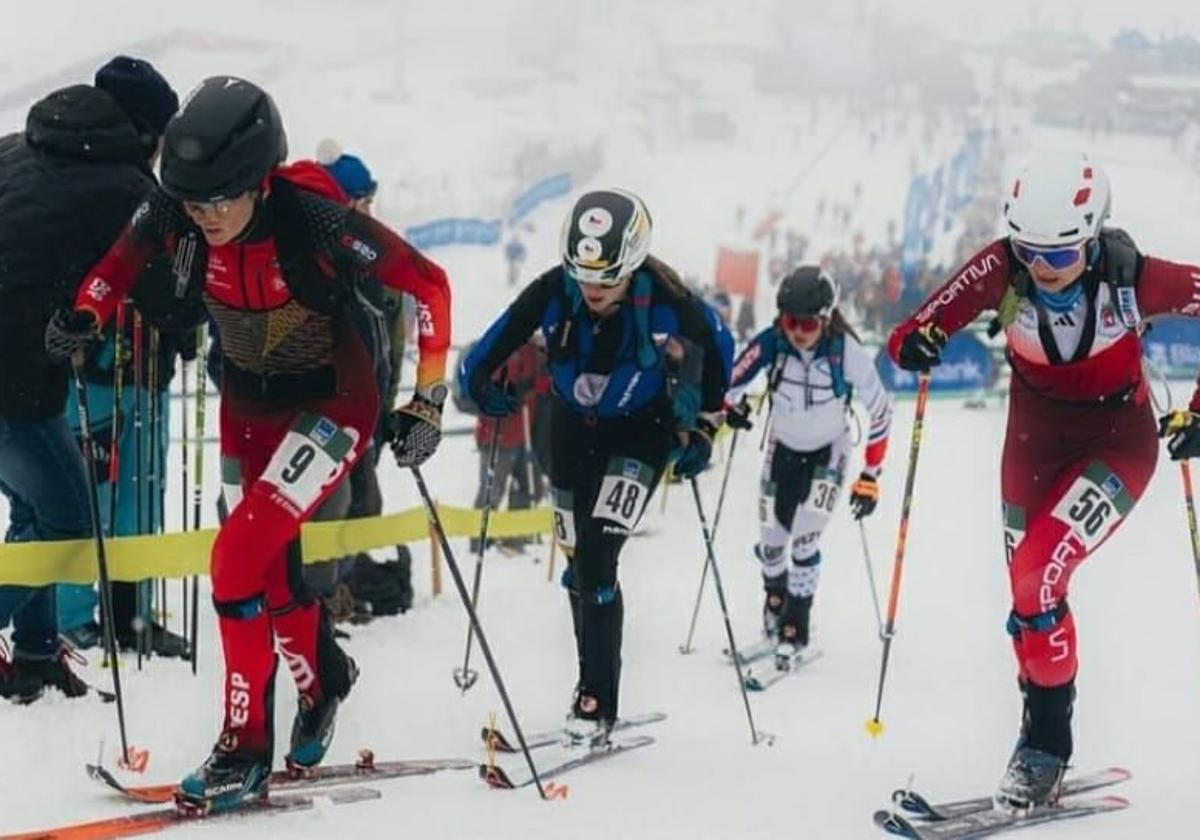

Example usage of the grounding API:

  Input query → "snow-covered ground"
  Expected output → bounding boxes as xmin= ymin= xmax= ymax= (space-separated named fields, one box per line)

xmin=3 ymin=5 xmax=1200 ymax=838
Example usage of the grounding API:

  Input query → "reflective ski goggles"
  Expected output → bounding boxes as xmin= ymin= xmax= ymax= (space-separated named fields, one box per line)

xmin=780 ymin=313 xmax=823 ymax=332
xmin=1012 ymin=240 xmax=1086 ymax=272
xmin=565 ymin=262 xmax=627 ymax=288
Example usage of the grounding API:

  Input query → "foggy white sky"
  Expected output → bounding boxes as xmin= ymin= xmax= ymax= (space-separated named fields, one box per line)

xmin=881 ymin=0 xmax=1200 ymax=43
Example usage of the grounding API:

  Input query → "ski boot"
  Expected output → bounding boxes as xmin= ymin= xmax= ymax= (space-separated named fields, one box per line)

xmin=994 ymin=745 xmax=1066 ymax=813
xmin=994 ymin=679 xmax=1074 ymax=813
xmin=16 ymin=643 xmax=90 ymax=698
xmin=0 ymin=639 xmax=43 ymax=705
xmin=284 ymin=620 xmax=359 ymax=776
xmin=562 ymin=691 xmax=614 ymax=749
xmin=774 ymin=594 xmax=813 ymax=670
xmin=177 ymin=736 xmax=270 ymax=815
xmin=761 ymin=572 xmax=787 ymax=641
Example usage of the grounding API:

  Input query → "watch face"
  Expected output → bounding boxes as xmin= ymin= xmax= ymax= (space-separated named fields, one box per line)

xmin=427 ymin=383 xmax=448 ymax=405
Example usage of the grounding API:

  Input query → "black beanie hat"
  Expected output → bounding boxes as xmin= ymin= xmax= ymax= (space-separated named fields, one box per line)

xmin=94 ymin=55 xmax=178 ymax=142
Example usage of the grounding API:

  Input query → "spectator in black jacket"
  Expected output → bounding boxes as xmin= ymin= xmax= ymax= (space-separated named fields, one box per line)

xmin=56 ymin=57 xmax=188 ymax=658
xmin=0 ymin=63 xmax=174 ymax=703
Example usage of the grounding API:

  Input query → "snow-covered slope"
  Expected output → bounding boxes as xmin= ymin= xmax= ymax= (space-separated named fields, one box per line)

xmin=3 ymin=6 xmax=1200 ymax=838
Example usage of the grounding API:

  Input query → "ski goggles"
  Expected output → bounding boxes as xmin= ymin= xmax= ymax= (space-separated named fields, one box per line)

xmin=780 ymin=313 xmax=823 ymax=332
xmin=1012 ymin=240 xmax=1086 ymax=272
xmin=565 ymin=262 xmax=627 ymax=288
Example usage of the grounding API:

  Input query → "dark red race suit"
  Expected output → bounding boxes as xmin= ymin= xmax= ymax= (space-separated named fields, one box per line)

xmin=888 ymin=234 xmax=1200 ymax=689
xmin=75 ymin=164 xmax=451 ymax=755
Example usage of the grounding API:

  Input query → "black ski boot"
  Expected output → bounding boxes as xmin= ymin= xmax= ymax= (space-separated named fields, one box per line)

xmin=994 ymin=680 xmax=1075 ymax=812
xmin=0 ymin=639 xmax=43 ymax=705
xmin=775 ymin=594 xmax=813 ymax=669
xmin=177 ymin=736 xmax=271 ymax=815
xmin=285 ymin=613 xmax=359 ymax=774
xmin=563 ymin=690 xmax=614 ymax=749
xmin=762 ymin=573 xmax=787 ymax=640
xmin=16 ymin=644 xmax=90 ymax=698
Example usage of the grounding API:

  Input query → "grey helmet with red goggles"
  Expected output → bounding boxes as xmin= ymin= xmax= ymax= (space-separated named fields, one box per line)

xmin=560 ymin=188 xmax=652 ymax=285
xmin=1003 ymin=150 xmax=1111 ymax=248
xmin=777 ymin=265 xmax=839 ymax=319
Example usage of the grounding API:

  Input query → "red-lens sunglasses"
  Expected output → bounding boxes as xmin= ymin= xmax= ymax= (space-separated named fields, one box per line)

xmin=781 ymin=313 xmax=822 ymax=332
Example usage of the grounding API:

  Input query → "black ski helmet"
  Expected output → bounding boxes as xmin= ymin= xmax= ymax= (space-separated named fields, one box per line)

xmin=560 ymin=188 xmax=652 ymax=285
xmin=161 ymin=76 xmax=286 ymax=202
xmin=776 ymin=266 xmax=839 ymax=318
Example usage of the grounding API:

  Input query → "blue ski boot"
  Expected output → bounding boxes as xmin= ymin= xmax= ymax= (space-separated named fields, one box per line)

xmin=177 ymin=736 xmax=270 ymax=815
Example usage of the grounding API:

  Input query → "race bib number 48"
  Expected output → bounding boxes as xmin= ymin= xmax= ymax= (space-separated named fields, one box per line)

xmin=592 ymin=457 xmax=655 ymax=533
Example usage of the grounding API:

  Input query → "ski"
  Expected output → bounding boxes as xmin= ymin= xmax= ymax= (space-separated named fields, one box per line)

xmin=481 ymin=711 xmax=666 ymax=753
xmin=480 ymin=733 xmax=655 ymax=790
xmin=892 ymin=766 xmax=1131 ymax=822
xmin=87 ymin=751 xmax=475 ymax=804
xmin=721 ymin=638 xmax=777 ymax=667
xmin=1 ymin=786 xmax=380 ymax=840
xmin=873 ymin=794 xmax=1129 ymax=839
xmin=743 ymin=647 xmax=824 ymax=691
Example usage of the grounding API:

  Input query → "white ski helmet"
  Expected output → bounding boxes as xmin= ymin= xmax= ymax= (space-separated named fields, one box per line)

xmin=1002 ymin=151 xmax=1111 ymax=247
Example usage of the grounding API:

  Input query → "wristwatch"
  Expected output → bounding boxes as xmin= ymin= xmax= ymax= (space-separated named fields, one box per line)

xmin=419 ymin=382 xmax=448 ymax=407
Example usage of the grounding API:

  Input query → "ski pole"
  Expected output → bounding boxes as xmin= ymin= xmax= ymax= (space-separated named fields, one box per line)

xmin=147 ymin=328 xmax=160 ymax=653
xmin=71 ymin=352 xmax=132 ymax=764
xmin=758 ymin=360 xmax=784 ymax=452
xmin=866 ymin=372 xmax=931 ymax=738
xmin=180 ymin=351 xmax=190 ymax=653
xmin=689 ymin=477 xmax=772 ymax=746
xmin=679 ymin=427 xmax=740 ymax=655
xmin=455 ymin=416 xmax=505 ymax=692
xmin=858 ymin=519 xmax=885 ymax=640
xmin=520 ymin=401 xmax=542 ymax=547
xmin=107 ymin=301 xmax=127 ymax=535
xmin=131 ymin=311 xmax=145 ymax=669
xmin=190 ymin=326 xmax=207 ymax=676
xmin=411 ymin=465 xmax=548 ymax=798
xmin=1178 ymin=461 xmax=1200 ymax=602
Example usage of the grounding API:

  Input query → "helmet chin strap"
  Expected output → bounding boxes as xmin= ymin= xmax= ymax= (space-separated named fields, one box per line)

xmin=232 ymin=191 xmax=270 ymax=244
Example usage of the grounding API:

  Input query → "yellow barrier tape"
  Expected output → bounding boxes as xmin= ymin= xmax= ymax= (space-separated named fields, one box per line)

xmin=0 ymin=504 xmax=554 ymax=586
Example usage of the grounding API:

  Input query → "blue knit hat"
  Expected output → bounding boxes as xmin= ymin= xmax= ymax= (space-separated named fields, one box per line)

xmin=94 ymin=55 xmax=178 ymax=141
xmin=317 ymin=138 xmax=377 ymax=199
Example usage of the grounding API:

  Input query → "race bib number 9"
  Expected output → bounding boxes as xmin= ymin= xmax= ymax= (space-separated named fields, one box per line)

xmin=592 ymin=457 xmax=654 ymax=533
xmin=261 ymin=413 xmax=358 ymax=515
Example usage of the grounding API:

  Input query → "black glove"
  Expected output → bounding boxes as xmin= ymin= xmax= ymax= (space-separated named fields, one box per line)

xmin=44 ymin=309 xmax=100 ymax=362
xmin=897 ymin=324 xmax=948 ymax=372
xmin=674 ymin=417 xmax=717 ymax=479
xmin=386 ymin=387 xmax=445 ymax=467
xmin=471 ymin=378 xmax=520 ymax=418
xmin=848 ymin=471 xmax=880 ymax=520
xmin=725 ymin=396 xmax=754 ymax=431
xmin=1159 ymin=410 xmax=1200 ymax=460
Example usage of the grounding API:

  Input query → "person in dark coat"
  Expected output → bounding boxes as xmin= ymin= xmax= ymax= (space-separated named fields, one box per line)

xmin=0 ymin=62 xmax=174 ymax=702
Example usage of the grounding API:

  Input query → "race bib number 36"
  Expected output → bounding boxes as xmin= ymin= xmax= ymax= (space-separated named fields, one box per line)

xmin=261 ymin=413 xmax=358 ymax=515
xmin=592 ymin=457 xmax=654 ymax=533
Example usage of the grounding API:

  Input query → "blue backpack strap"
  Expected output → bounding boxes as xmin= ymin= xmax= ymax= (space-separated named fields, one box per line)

xmin=631 ymin=270 xmax=657 ymax=369
xmin=828 ymin=332 xmax=849 ymax=400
